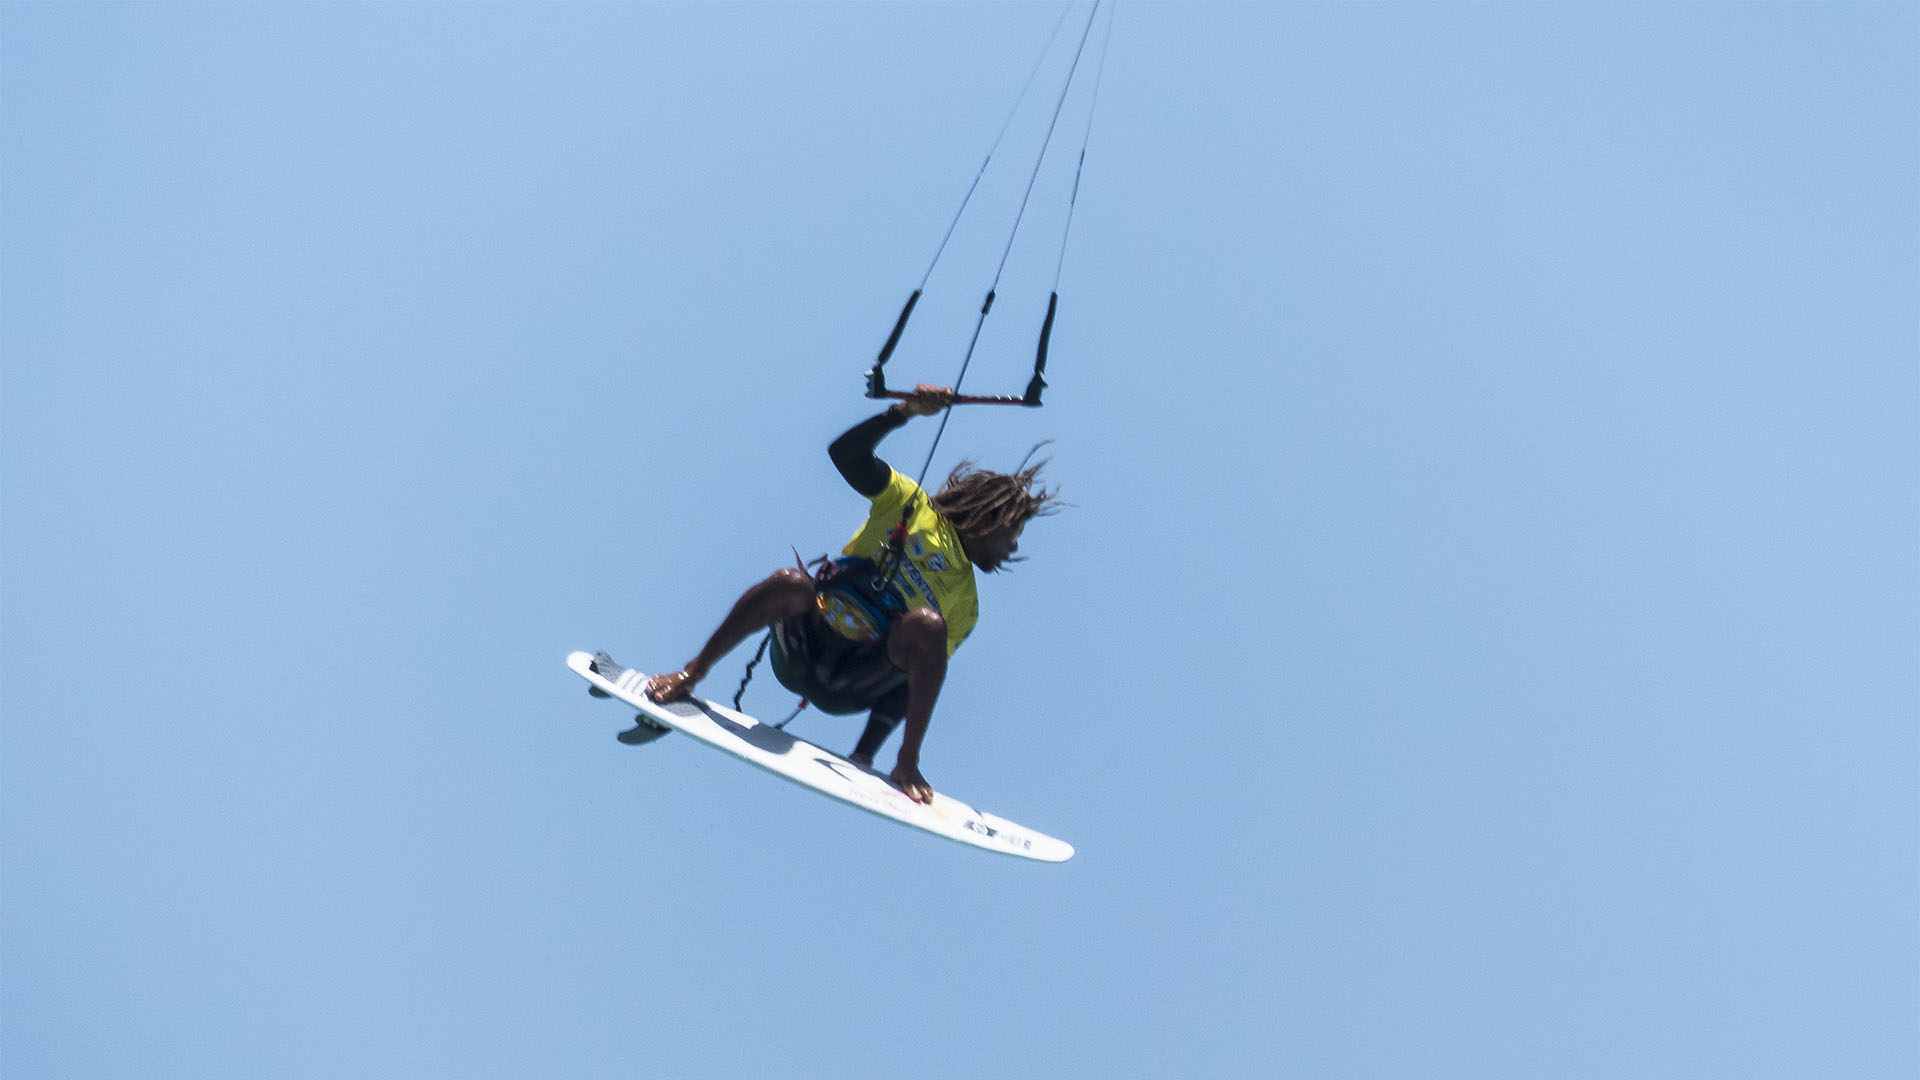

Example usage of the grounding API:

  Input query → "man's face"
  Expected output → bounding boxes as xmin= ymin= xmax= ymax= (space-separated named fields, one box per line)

xmin=968 ymin=522 xmax=1024 ymax=573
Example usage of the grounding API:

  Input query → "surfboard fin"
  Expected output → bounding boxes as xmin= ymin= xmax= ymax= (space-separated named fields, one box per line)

xmin=617 ymin=716 xmax=672 ymax=746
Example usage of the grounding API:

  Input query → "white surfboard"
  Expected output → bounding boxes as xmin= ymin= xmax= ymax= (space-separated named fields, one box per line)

xmin=566 ymin=651 xmax=1073 ymax=862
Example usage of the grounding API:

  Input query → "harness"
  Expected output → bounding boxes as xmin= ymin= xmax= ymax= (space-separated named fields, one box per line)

xmin=812 ymin=493 xmax=932 ymax=644
xmin=731 ymin=495 xmax=930 ymax=717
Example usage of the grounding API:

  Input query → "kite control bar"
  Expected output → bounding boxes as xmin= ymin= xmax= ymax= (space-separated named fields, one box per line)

xmin=863 ymin=288 xmax=1051 ymax=408
xmin=868 ymin=381 xmax=1035 ymax=408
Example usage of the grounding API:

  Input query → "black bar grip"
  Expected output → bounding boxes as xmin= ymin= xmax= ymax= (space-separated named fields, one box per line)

xmin=866 ymin=290 xmax=922 ymax=399
xmin=1024 ymin=291 xmax=1057 ymax=406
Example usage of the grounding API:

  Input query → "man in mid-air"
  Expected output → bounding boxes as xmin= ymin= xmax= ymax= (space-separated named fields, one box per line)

xmin=641 ymin=384 xmax=1062 ymax=803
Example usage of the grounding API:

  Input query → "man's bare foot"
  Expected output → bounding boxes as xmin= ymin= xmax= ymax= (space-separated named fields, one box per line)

xmin=891 ymin=760 xmax=933 ymax=804
xmin=645 ymin=668 xmax=701 ymax=703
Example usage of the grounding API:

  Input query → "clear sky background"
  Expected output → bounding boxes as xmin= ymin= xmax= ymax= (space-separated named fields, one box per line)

xmin=4 ymin=3 xmax=1915 ymax=1078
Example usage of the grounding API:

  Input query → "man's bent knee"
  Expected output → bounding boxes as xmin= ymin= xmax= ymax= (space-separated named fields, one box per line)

xmin=897 ymin=607 xmax=945 ymax=638
xmin=757 ymin=567 xmax=816 ymax=617
xmin=766 ymin=566 xmax=813 ymax=594
xmin=887 ymin=608 xmax=946 ymax=666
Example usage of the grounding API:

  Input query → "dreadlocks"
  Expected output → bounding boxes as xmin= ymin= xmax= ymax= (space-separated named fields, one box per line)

xmin=928 ymin=445 xmax=1065 ymax=558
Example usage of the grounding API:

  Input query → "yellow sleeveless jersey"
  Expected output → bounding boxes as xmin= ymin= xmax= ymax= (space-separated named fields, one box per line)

xmin=839 ymin=468 xmax=978 ymax=657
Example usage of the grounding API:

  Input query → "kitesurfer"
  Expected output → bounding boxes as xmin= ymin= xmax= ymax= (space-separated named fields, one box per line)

xmin=643 ymin=384 xmax=1062 ymax=804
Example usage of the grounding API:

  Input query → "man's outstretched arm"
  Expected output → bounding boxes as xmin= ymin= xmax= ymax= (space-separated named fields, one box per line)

xmin=828 ymin=384 xmax=955 ymax=496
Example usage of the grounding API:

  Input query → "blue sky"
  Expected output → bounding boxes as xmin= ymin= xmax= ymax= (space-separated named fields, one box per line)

xmin=4 ymin=3 xmax=1915 ymax=1077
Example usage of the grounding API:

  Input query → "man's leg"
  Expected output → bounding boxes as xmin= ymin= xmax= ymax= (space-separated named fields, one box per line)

xmin=883 ymin=608 xmax=947 ymax=802
xmin=849 ymin=683 xmax=909 ymax=767
xmin=646 ymin=568 xmax=815 ymax=702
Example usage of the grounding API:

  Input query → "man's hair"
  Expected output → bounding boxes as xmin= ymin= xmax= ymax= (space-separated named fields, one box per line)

xmin=928 ymin=445 xmax=1065 ymax=560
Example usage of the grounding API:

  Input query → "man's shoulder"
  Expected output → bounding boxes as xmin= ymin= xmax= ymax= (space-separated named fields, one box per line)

xmin=870 ymin=467 xmax=927 ymax=510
